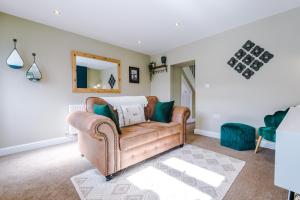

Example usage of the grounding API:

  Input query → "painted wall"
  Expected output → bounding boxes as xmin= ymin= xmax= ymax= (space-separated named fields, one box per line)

xmin=151 ymin=7 xmax=300 ymax=133
xmin=0 ymin=13 xmax=150 ymax=148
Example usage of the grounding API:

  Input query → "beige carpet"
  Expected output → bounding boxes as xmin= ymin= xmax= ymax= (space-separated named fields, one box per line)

xmin=0 ymin=124 xmax=288 ymax=200
xmin=71 ymin=144 xmax=245 ymax=200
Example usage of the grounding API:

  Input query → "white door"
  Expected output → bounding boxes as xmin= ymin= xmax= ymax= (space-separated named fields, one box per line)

xmin=181 ymin=75 xmax=193 ymax=122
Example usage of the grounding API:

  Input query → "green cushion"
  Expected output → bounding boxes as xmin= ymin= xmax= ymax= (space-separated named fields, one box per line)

xmin=221 ymin=123 xmax=256 ymax=151
xmin=94 ymin=104 xmax=121 ymax=134
xmin=258 ymin=127 xmax=276 ymax=142
xmin=151 ymin=101 xmax=174 ymax=123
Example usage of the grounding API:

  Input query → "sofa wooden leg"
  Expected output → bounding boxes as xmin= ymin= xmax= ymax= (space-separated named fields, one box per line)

xmin=179 ymin=144 xmax=184 ymax=148
xmin=105 ymin=174 xmax=113 ymax=181
xmin=255 ymin=136 xmax=262 ymax=153
xmin=80 ymin=154 xmax=84 ymax=157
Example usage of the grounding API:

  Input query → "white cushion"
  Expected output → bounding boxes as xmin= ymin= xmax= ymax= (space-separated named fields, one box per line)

xmin=116 ymin=104 xmax=146 ymax=127
xmin=102 ymin=96 xmax=148 ymax=109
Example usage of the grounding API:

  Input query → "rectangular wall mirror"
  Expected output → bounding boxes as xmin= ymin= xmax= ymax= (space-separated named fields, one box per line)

xmin=72 ymin=51 xmax=121 ymax=93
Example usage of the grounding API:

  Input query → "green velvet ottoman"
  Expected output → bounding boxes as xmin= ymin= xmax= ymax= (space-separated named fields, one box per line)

xmin=221 ymin=123 xmax=256 ymax=151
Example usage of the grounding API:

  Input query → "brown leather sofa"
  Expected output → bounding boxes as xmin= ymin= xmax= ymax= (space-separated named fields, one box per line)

xmin=67 ymin=96 xmax=190 ymax=180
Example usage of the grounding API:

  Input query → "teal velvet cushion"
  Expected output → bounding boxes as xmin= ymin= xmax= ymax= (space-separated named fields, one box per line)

xmin=151 ymin=101 xmax=174 ymax=123
xmin=258 ymin=127 xmax=276 ymax=142
xmin=94 ymin=104 xmax=121 ymax=134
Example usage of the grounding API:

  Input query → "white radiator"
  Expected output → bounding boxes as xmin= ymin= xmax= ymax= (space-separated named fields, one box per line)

xmin=68 ymin=104 xmax=86 ymax=135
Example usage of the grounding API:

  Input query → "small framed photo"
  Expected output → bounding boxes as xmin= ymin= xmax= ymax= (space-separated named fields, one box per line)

xmin=129 ymin=66 xmax=139 ymax=83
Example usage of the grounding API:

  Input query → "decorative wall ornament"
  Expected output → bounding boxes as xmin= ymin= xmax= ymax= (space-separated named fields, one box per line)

xmin=250 ymin=60 xmax=264 ymax=71
xmin=235 ymin=63 xmax=246 ymax=73
xmin=251 ymin=46 xmax=264 ymax=57
xmin=242 ymin=54 xmax=255 ymax=65
xmin=108 ymin=74 xmax=116 ymax=89
xmin=235 ymin=49 xmax=246 ymax=60
xmin=7 ymin=39 xmax=24 ymax=69
xmin=129 ymin=66 xmax=139 ymax=83
xmin=227 ymin=57 xmax=238 ymax=67
xmin=242 ymin=68 xmax=254 ymax=79
xmin=26 ymin=53 xmax=42 ymax=82
xmin=259 ymin=51 xmax=274 ymax=63
xmin=148 ymin=62 xmax=156 ymax=80
xmin=227 ymin=40 xmax=274 ymax=80
xmin=161 ymin=56 xmax=167 ymax=65
xmin=242 ymin=40 xmax=255 ymax=51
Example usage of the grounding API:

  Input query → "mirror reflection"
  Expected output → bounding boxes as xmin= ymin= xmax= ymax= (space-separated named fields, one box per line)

xmin=72 ymin=51 xmax=121 ymax=93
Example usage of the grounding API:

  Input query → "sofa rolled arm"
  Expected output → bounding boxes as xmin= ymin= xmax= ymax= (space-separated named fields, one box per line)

xmin=67 ymin=111 xmax=119 ymax=175
xmin=172 ymin=106 xmax=190 ymax=124
xmin=67 ymin=111 xmax=119 ymax=139
xmin=171 ymin=106 xmax=191 ymax=144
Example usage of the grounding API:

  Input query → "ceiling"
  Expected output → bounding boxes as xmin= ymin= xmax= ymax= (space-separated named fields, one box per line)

xmin=1 ymin=0 xmax=300 ymax=55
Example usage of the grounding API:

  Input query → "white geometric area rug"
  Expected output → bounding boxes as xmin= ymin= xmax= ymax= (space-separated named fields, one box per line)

xmin=71 ymin=145 xmax=245 ymax=200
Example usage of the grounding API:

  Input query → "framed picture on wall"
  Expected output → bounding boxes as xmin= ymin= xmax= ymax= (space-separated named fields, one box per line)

xmin=129 ymin=66 xmax=139 ymax=83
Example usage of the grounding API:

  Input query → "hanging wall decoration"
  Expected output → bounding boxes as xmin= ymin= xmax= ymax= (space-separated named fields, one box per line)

xmin=108 ymin=74 xmax=116 ymax=89
xmin=129 ymin=66 xmax=140 ymax=83
xmin=227 ymin=40 xmax=274 ymax=80
xmin=7 ymin=39 xmax=24 ymax=69
xmin=26 ymin=53 xmax=42 ymax=82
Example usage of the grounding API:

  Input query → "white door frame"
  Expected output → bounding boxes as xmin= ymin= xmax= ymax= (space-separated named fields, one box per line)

xmin=181 ymin=75 xmax=194 ymax=122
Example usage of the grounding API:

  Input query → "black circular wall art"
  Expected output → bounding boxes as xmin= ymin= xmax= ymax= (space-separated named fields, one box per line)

xmin=227 ymin=40 xmax=274 ymax=80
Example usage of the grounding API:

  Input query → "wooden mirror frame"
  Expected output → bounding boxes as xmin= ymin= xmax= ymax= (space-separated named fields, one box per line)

xmin=71 ymin=51 xmax=121 ymax=93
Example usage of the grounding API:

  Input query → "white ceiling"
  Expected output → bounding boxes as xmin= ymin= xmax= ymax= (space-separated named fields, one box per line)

xmin=1 ymin=0 xmax=300 ymax=55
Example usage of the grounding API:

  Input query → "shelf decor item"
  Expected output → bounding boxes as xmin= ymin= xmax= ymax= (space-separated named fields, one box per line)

xmin=7 ymin=38 xmax=24 ymax=69
xmin=148 ymin=62 xmax=155 ymax=80
xmin=26 ymin=53 xmax=42 ymax=82
xmin=161 ymin=56 xmax=167 ymax=65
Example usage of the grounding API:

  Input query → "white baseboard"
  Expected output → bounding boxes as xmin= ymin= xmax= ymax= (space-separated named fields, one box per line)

xmin=194 ymin=129 xmax=220 ymax=139
xmin=0 ymin=136 xmax=77 ymax=157
xmin=194 ymin=129 xmax=275 ymax=150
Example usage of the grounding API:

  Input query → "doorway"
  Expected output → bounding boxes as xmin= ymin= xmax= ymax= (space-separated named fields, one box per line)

xmin=170 ymin=60 xmax=195 ymax=123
